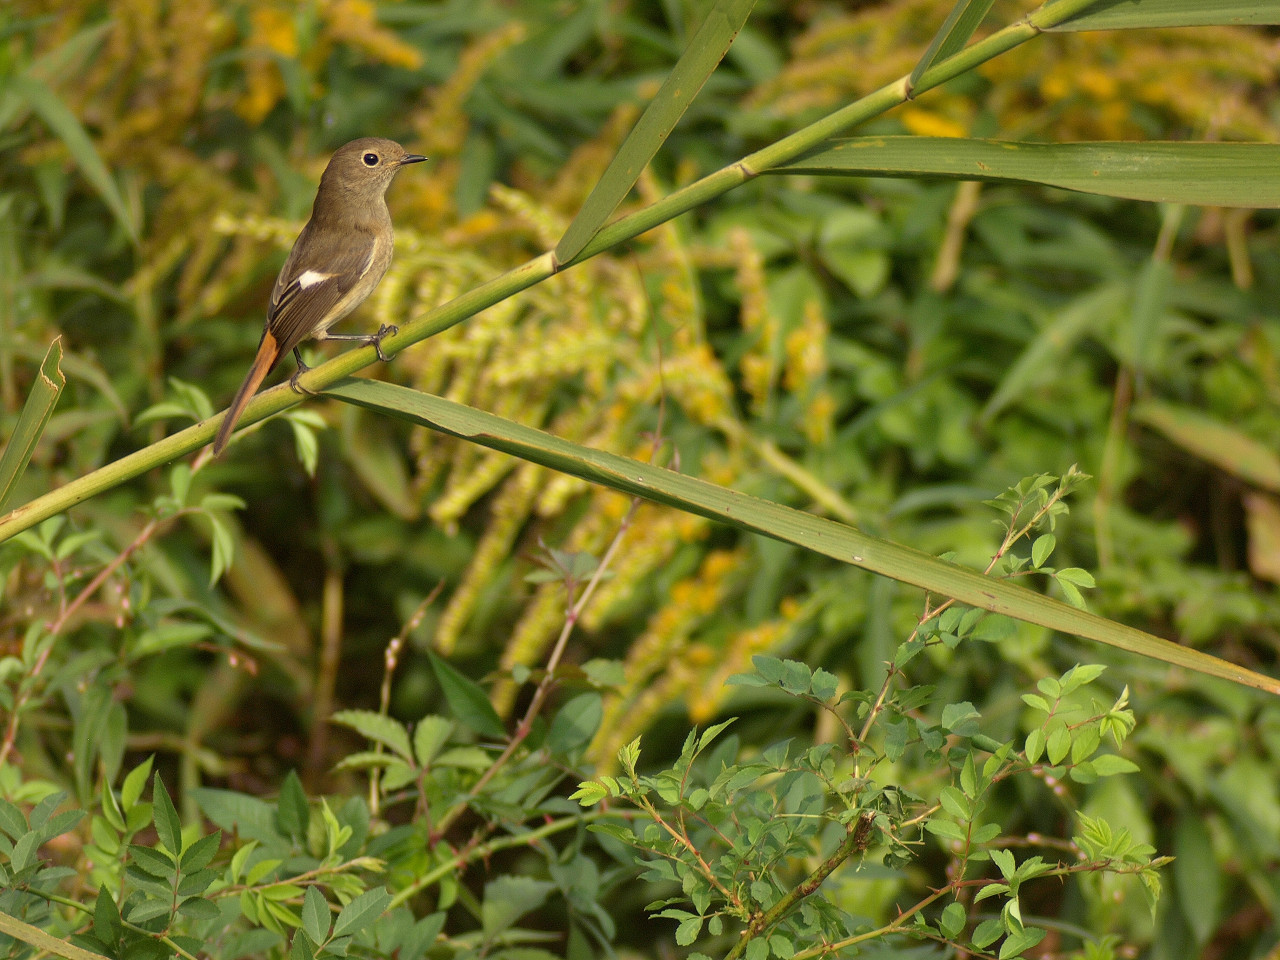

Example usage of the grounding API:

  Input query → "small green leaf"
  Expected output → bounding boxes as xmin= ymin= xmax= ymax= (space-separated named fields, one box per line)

xmin=290 ymin=414 xmax=320 ymax=477
xmin=1071 ymin=727 xmax=1101 ymax=764
xmin=1031 ymin=534 xmax=1055 ymax=569
xmin=91 ymin=814 xmax=121 ymax=855
xmin=230 ymin=840 xmax=258 ymax=881
xmin=276 ymin=770 xmax=309 ymax=842
xmin=122 ymin=756 xmax=155 ymax=811
xmin=412 ymin=716 xmax=454 ymax=767
xmin=547 ymin=693 xmax=602 ymax=755
xmin=1091 ymin=754 xmax=1139 ymax=777
xmin=1068 ymin=760 xmax=1098 ymax=783
xmin=974 ymin=882 xmax=1010 ymax=903
xmin=126 ymin=898 xmax=173 ymax=924
xmin=151 ymin=774 xmax=182 ymax=856
xmin=999 ymin=924 xmax=1046 ymax=958
xmin=971 ymin=917 xmax=1004 ymax=948
xmin=941 ymin=701 xmax=980 ymax=735
xmin=190 ymin=788 xmax=279 ymax=844
xmin=570 ymin=782 xmax=609 ymax=806
xmin=675 ymin=916 xmax=703 ymax=946
xmin=178 ymin=867 xmax=218 ymax=897
xmin=925 ymin=819 xmax=966 ymax=842
xmin=1055 ymin=568 xmax=1096 ymax=588
xmin=331 ymin=711 xmax=414 ymax=762
xmin=177 ymin=897 xmax=221 ymax=920
xmin=207 ymin=512 xmax=235 ymax=587
xmin=129 ymin=844 xmax=177 ymax=880
xmin=0 ymin=798 xmax=28 ymax=840
xmin=779 ymin=658 xmax=812 ymax=694
xmin=180 ymin=831 xmax=221 ymax=873
xmin=428 ymin=652 xmax=506 ymax=739
xmin=809 ymin=667 xmax=839 ymax=700
xmin=291 ymin=930 xmax=317 ymax=960
xmin=302 ymin=886 xmax=330 ymax=944
xmin=960 ymin=754 xmax=977 ymax=796
xmin=332 ymin=887 xmax=391 ymax=939
xmin=247 ymin=858 xmax=283 ymax=885
xmin=990 ymin=848 xmax=1016 ymax=881
xmin=1046 ymin=725 xmax=1071 ymax=766
xmin=939 ymin=786 xmax=970 ymax=821
xmin=93 ymin=884 xmax=123 ymax=947
xmin=1055 ymin=578 xmax=1086 ymax=608
xmin=939 ymin=901 xmax=967 ymax=938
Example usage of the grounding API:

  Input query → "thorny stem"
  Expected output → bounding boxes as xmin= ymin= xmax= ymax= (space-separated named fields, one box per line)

xmin=387 ymin=809 xmax=622 ymax=910
xmin=631 ymin=788 xmax=745 ymax=913
xmin=725 ymin=813 xmax=877 ymax=960
xmin=369 ymin=584 xmax=445 ymax=818
xmin=431 ymin=495 xmax=641 ymax=840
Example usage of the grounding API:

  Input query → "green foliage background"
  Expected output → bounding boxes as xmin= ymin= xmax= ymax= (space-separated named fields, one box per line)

xmin=2 ymin=0 xmax=1279 ymax=957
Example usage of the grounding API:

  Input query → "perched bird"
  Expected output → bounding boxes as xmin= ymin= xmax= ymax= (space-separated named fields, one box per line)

xmin=212 ymin=137 xmax=426 ymax=456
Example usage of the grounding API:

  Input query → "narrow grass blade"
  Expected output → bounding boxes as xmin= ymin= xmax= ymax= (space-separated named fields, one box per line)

xmin=326 ymin=377 xmax=1280 ymax=695
xmin=1049 ymin=0 xmax=1280 ymax=30
xmin=0 ymin=338 xmax=65 ymax=512
xmin=909 ymin=0 xmax=996 ymax=91
xmin=774 ymin=138 xmax=1280 ymax=208
xmin=554 ymin=0 xmax=756 ymax=265
xmin=981 ymin=283 xmax=1125 ymax=425
xmin=1133 ymin=400 xmax=1280 ymax=493
xmin=9 ymin=75 xmax=139 ymax=243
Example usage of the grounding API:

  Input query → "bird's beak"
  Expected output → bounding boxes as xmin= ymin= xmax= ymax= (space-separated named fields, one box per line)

xmin=398 ymin=154 xmax=428 ymax=165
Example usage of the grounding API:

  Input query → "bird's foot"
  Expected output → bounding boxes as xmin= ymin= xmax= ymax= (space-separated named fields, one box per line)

xmin=289 ymin=350 xmax=318 ymax=395
xmin=365 ymin=324 xmax=399 ymax=362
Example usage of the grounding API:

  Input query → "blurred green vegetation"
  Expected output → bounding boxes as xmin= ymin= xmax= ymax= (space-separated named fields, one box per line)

xmin=2 ymin=0 xmax=1280 ymax=957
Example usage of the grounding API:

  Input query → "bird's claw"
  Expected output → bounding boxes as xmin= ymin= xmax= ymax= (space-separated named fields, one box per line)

xmin=289 ymin=352 xmax=318 ymax=395
xmin=367 ymin=324 xmax=398 ymax=362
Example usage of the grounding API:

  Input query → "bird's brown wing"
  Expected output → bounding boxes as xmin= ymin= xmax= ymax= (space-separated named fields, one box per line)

xmin=266 ymin=223 xmax=379 ymax=362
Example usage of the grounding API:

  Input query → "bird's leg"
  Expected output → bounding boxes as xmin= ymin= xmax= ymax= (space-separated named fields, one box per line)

xmin=289 ymin=348 xmax=319 ymax=395
xmin=323 ymin=324 xmax=399 ymax=362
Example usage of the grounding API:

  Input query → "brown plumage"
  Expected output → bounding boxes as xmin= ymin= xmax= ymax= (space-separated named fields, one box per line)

xmin=212 ymin=137 xmax=426 ymax=456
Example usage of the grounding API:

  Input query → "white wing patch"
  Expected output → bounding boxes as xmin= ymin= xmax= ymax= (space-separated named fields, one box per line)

xmin=296 ymin=270 xmax=335 ymax=289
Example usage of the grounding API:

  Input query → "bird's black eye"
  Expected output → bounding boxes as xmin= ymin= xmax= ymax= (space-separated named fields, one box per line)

xmin=362 ymin=152 xmax=380 ymax=166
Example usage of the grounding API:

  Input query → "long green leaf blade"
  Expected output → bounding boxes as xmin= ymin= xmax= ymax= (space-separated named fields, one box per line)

xmin=0 ymin=338 xmax=65 ymax=512
xmin=554 ymin=0 xmax=756 ymax=264
xmin=325 ymin=377 xmax=1279 ymax=695
xmin=1049 ymin=0 xmax=1280 ymax=30
xmin=909 ymin=0 xmax=997 ymax=90
xmin=774 ymin=138 xmax=1280 ymax=208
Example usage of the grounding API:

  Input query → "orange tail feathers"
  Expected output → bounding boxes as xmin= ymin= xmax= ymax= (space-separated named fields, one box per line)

xmin=212 ymin=330 xmax=282 ymax=456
